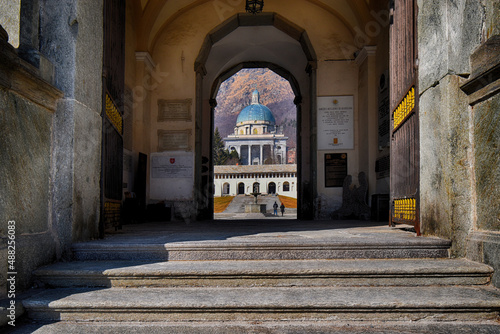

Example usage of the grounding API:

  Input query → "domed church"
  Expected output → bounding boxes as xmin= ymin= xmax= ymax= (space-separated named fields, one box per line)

xmin=223 ymin=89 xmax=288 ymax=165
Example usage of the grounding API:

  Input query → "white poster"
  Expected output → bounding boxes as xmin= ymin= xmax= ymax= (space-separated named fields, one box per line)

xmin=150 ymin=152 xmax=194 ymax=200
xmin=317 ymin=96 xmax=354 ymax=150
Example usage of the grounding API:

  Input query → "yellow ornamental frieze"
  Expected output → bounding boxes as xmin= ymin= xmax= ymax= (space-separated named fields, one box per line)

xmin=393 ymin=87 xmax=415 ymax=129
xmin=393 ymin=198 xmax=417 ymax=222
xmin=105 ymin=94 xmax=123 ymax=133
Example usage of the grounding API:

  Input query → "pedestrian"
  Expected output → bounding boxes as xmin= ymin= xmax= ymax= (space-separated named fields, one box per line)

xmin=273 ymin=201 xmax=278 ymax=216
xmin=280 ymin=203 xmax=285 ymax=216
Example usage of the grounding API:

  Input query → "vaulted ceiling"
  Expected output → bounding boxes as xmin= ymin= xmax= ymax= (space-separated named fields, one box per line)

xmin=130 ymin=0 xmax=381 ymax=52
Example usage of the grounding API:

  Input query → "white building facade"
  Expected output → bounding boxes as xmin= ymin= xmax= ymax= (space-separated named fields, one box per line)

xmin=223 ymin=90 xmax=288 ymax=165
xmin=214 ymin=164 xmax=297 ymax=198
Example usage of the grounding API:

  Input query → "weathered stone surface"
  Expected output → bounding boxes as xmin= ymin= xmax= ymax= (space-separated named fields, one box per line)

xmin=0 ymin=21 xmax=62 ymax=299
xmin=446 ymin=0 xmax=484 ymax=76
xmin=473 ymin=94 xmax=500 ymax=232
xmin=34 ymin=258 xmax=493 ymax=288
xmin=419 ymin=75 xmax=473 ymax=257
xmin=23 ymin=286 xmax=500 ymax=322
xmin=467 ymin=232 xmax=500 ymax=289
xmin=0 ymin=89 xmax=51 ymax=234
xmin=71 ymin=101 xmax=101 ymax=242
xmin=417 ymin=0 xmax=449 ymax=92
xmin=40 ymin=0 xmax=103 ymax=247
xmin=484 ymin=0 xmax=500 ymax=39
xmin=70 ymin=221 xmax=451 ymax=261
xmin=9 ymin=321 xmax=500 ymax=334
xmin=469 ymin=35 xmax=500 ymax=80
xmin=74 ymin=0 xmax=103 ymax=113
xmin=418 ymin=0 xmax=484 ymax=92
xmin=0 ymin=0 xmax=20 ymax=47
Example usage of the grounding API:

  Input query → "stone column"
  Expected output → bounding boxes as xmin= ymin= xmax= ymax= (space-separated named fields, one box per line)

xmin=18 ymin=0 xmax=39 ymax=67
xmin=259 ymin=145 xmax=263 ymax=165
xmin=248 ymin=145 xmax=251 ymax=165
xmin=134 ymin=52 xmax=156 ymax=155
xmin=39 ymin=0 xmax=104 ymax=252
xmin=355 ymin=46 xmax=378 ymax=204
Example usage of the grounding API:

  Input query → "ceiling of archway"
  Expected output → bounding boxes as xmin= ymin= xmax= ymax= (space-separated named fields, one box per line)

xmin=131 ymin=0 xmax=379 ymax=52
xmin=205 ymin=25 xmax=309 ymax=88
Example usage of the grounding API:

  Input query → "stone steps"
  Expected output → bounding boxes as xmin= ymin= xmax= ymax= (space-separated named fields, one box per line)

xmin=17 ymin=223 xmax=500 ymax=331
xmin=9 ymin=321 xmax=500 ymax=334
xmin=22 ymin=286 xmax=500 ymax=322
xmin=34 ymin=258 xmax=493 ymax=288
xmin=70 ymin=238 xmax=452 ymax=261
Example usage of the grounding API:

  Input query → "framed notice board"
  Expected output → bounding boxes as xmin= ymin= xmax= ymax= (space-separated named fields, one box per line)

xmin=325 ymin=153 xmax=348 ymax=187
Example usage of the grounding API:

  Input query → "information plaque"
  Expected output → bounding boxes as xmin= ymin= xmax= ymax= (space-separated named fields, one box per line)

xmin=151 ymin=154 xmax=193 ymax=179
xmin=157 ymin=99 xmax=192 ymax=121
xmin=150 ymin=152 xmax=194 ymax=200
xmin=317 ymin=96 xmax=354 ymax=150
xmin=158 ymin=130 xmax=191 ymax=151
xmin=325 ymin=153 xmax=348 ymax=187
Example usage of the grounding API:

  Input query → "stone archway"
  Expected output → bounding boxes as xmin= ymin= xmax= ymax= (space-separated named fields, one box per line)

xmin=194 ymin=13 xmax=317 ymax=220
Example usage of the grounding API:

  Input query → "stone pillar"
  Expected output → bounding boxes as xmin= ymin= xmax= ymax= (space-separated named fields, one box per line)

xmin=18 ymin=0 xmax=39 ymax=67
xmin=259 ymin=145 xmax=263 ymax=165
xmin=248 ymin=145 xmax=251 ymax=165
xmin=134 ymin=52 xmax=155 ymax=155
xmin=40 ymin=0 xmax=103 ymax=252
xmin=355 ymin=46 xmax=378 ymax=205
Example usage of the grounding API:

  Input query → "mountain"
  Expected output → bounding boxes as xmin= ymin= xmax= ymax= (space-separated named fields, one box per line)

xmin=214 ymin=68 xmax=297 ymax=148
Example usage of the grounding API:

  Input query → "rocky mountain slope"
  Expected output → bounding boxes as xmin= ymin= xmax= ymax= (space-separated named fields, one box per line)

xmin=214 ymin=68 xmax=297 ymax=148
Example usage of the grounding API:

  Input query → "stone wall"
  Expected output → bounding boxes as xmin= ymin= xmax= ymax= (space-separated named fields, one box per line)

xmin=0 ymin=0 xmax=104 ymax=295
xmin=418 ymin=0 xmax=500 ymax=287
xmin=39 ymin=0 xmax=103 ymax=247
xmin=0 ymin=26 xmax=62 ymax=295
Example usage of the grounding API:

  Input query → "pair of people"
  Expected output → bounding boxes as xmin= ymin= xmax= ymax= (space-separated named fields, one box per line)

xmin=273 ymin=201 xmax=285 ymax=216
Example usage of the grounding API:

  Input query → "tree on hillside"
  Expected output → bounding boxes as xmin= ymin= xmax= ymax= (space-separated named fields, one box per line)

xmin=214 ymin=127 xmax=241 ymax=165
xmin=213 ymin=127 xmax=227 ymax=165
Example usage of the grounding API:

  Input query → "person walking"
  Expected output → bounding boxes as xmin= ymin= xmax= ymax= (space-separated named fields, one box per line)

xmin=280 ymin=203 xmax=285 ymax=216
xmin=273 ymin=201 xmax=279 ymax=216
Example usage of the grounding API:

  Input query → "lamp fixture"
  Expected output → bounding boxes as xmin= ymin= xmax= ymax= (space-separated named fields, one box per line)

xmin=245 ymin=0 xmax=264 ymax=14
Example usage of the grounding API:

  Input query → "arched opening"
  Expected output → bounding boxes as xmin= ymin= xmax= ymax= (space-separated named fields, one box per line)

xmin=268 ymin=182 xmax=276 ymax=194
xmin=253 ymin=182 xmax=260 ymax=194
xmin=222 ymin=182 xmax=230 ymax=195
xmin=194 ymin=13 xmax=316 ymax=220
xmin=238 ymin=182 xmax=245 ymax=195
xmin=283 ymin=181 xmax=290 ymax=192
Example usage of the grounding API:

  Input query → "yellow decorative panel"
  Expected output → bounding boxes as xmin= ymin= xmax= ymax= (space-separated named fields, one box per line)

xmin=393 ymin=87 xmax=415 ymax=129
xmin=106 ymin=94 xmax=123 ymax=134
xmin=393 ymin=198 xmax=417 ymax=222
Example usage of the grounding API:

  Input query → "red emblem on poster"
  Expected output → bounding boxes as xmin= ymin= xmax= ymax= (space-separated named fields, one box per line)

xmin=170 ymin=158 xmax=175 ymax=164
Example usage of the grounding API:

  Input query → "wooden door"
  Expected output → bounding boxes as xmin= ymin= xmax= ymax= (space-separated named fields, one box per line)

xmin=101 ymin=0 xmax=125 ymax=234
xmin=389 ymin=0 xmax=420 ymax=235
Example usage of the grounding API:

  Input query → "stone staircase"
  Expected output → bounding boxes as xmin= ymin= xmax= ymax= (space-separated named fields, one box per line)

xmin=14 ymin=222 xmax=500 ymax=332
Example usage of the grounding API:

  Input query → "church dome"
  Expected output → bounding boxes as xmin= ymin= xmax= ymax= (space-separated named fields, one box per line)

xmin=236 ymin=90 xmax=276 ymax=125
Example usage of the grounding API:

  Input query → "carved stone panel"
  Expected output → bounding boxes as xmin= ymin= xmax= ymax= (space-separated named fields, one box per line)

xmin=158 ymin=99 xmax=192 ymax=121
xmin=158 ymin=130 xmax=191 ymax=151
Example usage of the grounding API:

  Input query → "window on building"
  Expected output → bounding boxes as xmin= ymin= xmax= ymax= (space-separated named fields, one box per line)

xmin=223 ymin=183 xmax=230 ymax=195
xmin=283 ymin=181 xmax=290 ymax=191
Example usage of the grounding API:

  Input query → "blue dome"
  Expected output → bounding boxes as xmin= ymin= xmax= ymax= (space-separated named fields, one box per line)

xmin=236 ymin=90 xmax=276 ymax=124
xmin=236 ymin=104 xmax=276 ymax=124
